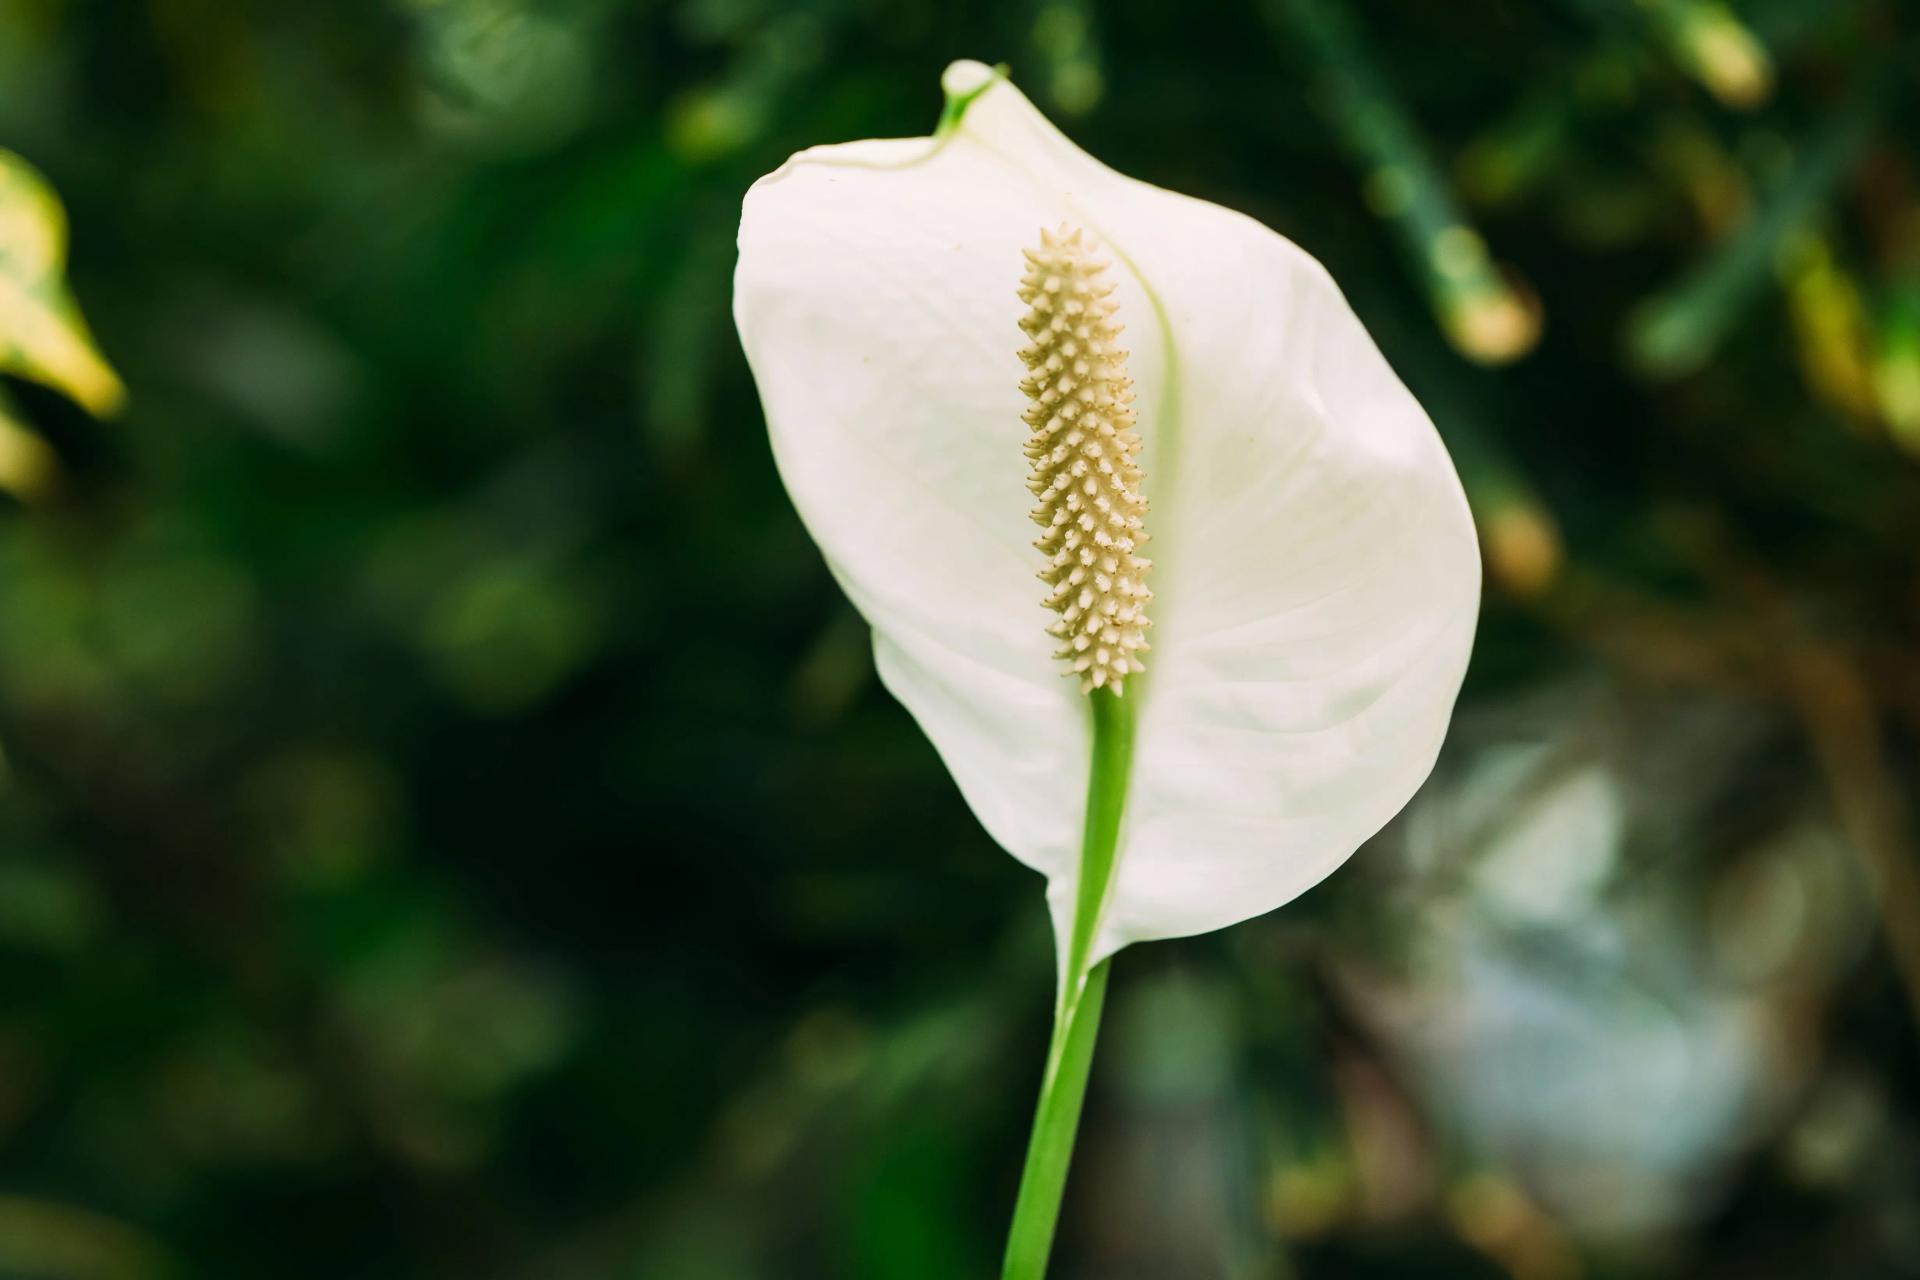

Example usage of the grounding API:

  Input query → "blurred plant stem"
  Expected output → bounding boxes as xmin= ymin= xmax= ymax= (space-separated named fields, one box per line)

xmin=1782 ymin=644 xmax=1920 ymax=1034
xmin=1629 ymin=71 xmax=1885 ymax=377
xmin=1557 ymin=0 xmax=1773 ymax=106
xmin=1002 ymin=690 xmax=1133 ymax=1279
xmin=1263 ymin=0 xmax=1540 ymax=364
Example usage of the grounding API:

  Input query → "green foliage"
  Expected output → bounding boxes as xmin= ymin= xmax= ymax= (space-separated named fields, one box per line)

xmin=1 ymin=1 xmax=1919 ymax=1277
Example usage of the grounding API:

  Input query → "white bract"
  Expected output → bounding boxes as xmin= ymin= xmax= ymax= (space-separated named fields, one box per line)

xmin=734 ymin=61 xmax=1479 ymax=965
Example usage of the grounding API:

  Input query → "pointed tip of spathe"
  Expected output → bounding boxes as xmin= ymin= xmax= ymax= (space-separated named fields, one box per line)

xmin=936 ymin=60 xmax=1011 ymax=135
xmin=940 ymin=60 xmax=1000 ymax=98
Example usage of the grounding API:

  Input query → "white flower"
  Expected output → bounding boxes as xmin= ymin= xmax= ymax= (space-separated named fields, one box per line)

xmin=734 ymin=61 xmax=1479 ymax=968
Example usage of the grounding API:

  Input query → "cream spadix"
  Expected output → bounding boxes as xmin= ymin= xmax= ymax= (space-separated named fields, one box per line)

xmin=734 ymin=61 xmax=1480 ymax=964
xmin=1020 ymin=225 xmax=1152 ymax=694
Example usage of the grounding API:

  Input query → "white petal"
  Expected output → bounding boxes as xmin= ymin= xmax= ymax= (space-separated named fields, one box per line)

xmin=1076 ymin=188 xmax=1480 ymax=959
xmin=733 ymin=69 xmax=1091 ymax=884
xmin=735 ymin=62 xmax=1479 ymax=962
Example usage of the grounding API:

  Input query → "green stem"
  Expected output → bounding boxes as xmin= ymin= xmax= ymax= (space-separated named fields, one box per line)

xmin=1001 ymin=689 xmax=1136 ymax=1280
xmin=1000 ymin=957 xmax=1111 ymax=1280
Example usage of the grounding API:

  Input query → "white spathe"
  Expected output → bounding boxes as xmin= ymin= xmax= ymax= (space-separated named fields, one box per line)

xmin=735 ymin=60 xmax=1480 ymax=964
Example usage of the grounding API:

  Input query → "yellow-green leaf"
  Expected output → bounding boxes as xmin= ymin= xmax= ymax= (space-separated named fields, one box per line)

xmin=0 ymin=149 xmax=124 ymax=418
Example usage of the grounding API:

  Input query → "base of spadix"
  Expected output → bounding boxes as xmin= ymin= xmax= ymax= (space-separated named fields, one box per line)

xmin=1059 ymin=689 xmax=1134 ymax=991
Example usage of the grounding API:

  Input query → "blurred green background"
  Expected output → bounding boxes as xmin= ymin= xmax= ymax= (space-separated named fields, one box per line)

xmin=2 ymin=0 xmax=1919 ymax=1276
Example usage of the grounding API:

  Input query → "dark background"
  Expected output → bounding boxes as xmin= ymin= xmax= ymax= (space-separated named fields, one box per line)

xmin=2 ymin=0 xmax=1919 ymax=1276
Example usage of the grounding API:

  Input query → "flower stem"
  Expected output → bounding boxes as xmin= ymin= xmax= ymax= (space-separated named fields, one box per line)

xmin=1000 ymin=689 xmax=1135 ymax=1280
xmin=999 ymin=957 xmax=1110 ymax=1280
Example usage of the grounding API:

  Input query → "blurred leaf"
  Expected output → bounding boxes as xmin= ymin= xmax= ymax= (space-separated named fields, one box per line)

xmin=1875 ymin=282 xmax=1920 ymax=453
xmin=0 ymin=858 xmax=101 ymax=953
xmin=1028 ymin=0 xmax=1105 ymax=116
xmin=0 ymin=149 xmax=123 ymax=418
xmin=0 ymin=1196 xmax=172 ymax=1280
xmin=1782 ymin=234 xmax=1878 ymax=424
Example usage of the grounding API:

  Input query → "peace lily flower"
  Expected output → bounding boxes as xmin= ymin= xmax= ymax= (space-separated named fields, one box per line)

xmin=734 ymin=60 xmax=1478 ymax=1276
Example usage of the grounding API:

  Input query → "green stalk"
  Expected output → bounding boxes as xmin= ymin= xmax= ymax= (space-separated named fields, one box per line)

xmin=1000 ymin=957 xmax=1110 ymax=1280
xmin=1001 ymin=689 xmax=1135 ymax=1280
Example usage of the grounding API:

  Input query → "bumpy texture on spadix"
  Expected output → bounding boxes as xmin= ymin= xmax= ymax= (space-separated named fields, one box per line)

xmin=1019 ymin=226 xmax=1152 ymax=694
